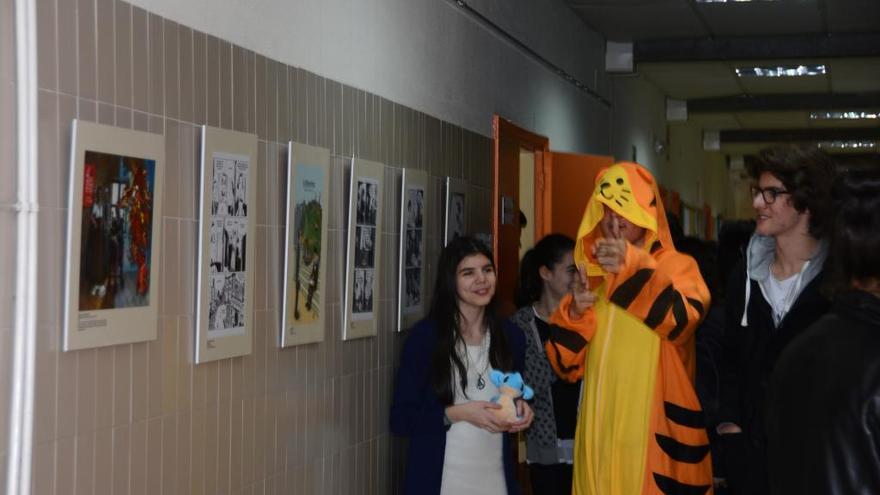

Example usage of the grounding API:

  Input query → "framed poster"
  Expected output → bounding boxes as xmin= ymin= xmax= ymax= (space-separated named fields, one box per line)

xmin=343 ymin=157 xmax=384 ymax=340
xmin=194 ymin=126 xmax=258 ymax=363
xmin=444 ymin=177 xmax=467 ymax=245
xmin=280 ymin=142 xmax=330 ymax=347
xmin=63 ymin=119 xmax=165 ymax=351
xmin=397 ymin=168 xmax=428 ymax=332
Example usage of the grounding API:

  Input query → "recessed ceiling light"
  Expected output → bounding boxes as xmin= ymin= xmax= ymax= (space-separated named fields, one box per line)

xmin=817 ymin=140 xmax=878 ymax=150
xmin=810 ymin=111 xmax=879 ymax=120
xmin=735 ymin=64 xmax=826 ymax=77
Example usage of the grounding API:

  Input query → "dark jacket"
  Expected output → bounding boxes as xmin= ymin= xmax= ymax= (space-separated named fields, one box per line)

xmin=389 ymin=319 xmax=526 ymax=495
xmin=766 ymin=290 xmax=880 ymax=495
xmin=718 ymin=240 xmax=831 ymax=494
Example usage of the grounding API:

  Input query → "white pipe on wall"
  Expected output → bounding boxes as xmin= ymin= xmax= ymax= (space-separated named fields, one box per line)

xmin=6 ymin=0 xmax=39 ymax=492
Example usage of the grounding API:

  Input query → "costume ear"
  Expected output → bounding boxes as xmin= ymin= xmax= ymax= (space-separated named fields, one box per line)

xmin=522 ymin=385 xmax=534 ymax=401
xmin=490 ymin=370 xmax=505 ymax=387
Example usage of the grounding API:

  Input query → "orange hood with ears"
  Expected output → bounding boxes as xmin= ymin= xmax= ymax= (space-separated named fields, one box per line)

xmin=574 ymin=162 xmax=675 ymax=277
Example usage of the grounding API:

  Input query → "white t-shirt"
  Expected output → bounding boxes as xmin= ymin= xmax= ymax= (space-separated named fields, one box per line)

xmin=765 ymin=273 xmax=798 ymax=326
xmin=440 ymin=337 xmax=506 ymax=495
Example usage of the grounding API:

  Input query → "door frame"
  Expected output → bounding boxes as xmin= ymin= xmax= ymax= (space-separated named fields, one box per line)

xmin=492 ymin=116 xmax=551 ymax=258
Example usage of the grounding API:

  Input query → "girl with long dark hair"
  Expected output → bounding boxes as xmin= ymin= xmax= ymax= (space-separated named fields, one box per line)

xmin=509 ymin=234 xmax=579 ymax=495
xmin=391 ymin=236 xmax=533 ymax=495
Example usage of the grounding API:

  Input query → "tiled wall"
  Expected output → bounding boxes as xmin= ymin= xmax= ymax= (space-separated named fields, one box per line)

xmin=17 ymin=0 xmax=495 ymax=493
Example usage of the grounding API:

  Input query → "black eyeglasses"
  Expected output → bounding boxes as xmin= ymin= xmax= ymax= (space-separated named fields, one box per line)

xmin=750 ymin=186 xmax=791 ymax=204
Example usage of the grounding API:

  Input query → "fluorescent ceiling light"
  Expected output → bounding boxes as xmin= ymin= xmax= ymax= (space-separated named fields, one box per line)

xmin=696 ymin=0 xmax=783 ymax=3
xmin=810 ymin=111 xmax=879 ymax=120
xmin=817 ymin=140 xmax=878 ymax=150
xmin=735 ymin=64 xmax=826 ymax=77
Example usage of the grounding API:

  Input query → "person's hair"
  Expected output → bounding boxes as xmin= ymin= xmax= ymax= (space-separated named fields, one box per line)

xmin=826 ymin=169 xmax=880 ymax=293
xmin=429 ymin=236 xmax=511 ymax=405
xmin=514 ymin=234 xmax=575 ymax=307
xmin=748 ymin=145 xmax=836 ymax=238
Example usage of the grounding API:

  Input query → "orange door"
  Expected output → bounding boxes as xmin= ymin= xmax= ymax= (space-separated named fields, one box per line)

xmin=542 ymin=151 xmax=614 ymax=240
xmin=492 ymin=116 xmax=549 ymax=317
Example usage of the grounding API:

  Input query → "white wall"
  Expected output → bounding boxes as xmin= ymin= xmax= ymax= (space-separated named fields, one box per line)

xmin=129 ymin=0 xmax=612 ymax=154
xmin=611 ymin=74 xmax=732 ymax=219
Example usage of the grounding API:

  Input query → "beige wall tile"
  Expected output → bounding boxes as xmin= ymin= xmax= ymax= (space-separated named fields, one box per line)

xmin=164 ymin=119 xmax=181 ymax=218
xmin=114 ymin=2 xmax=132 ymax=108
xmin=164 ymin=19 xmax=179 ymax=120
xmin=77 ymin=0 xmax=97 ymax=101
xmin=219 ymin=39 xmax=232 ymax=129
xmin=162 ymin=317 xmax=178 ymax=414
xmin=112 ymin=425 xmax=130 ymax=495
xmin=190 ymin=408 xmax=206 ymax=495
xmin=232 ymin=46 xmax=249 ymax=133
xmin=148 ymin=13 xmax=164 ymax=116
xmin=162 ymin=415 xmax=178 ymax=495
xmin=255 ymin=55 xmax=267 ymax=140
xmin=266 ymin=60 xmax=278 ymax=143
xmin=113 ymin=345 xmax=132 ymax=426
xmin=75 ymin=350 xmax=97 ymax=434
xmin=175 ymin=411 xmax=191 ymax=494
xmin=75 ymin=431 xmax=95 ymax=495
xmin=55 ymin=435 xmax=75 ymax=495
xmin=36 ymin=0 xmax=56 ymax=91
xmin=95 ymin=0 xmax=114 ymax=104
xmin=192 ymin=30 xmax=207 ymax=125
xmin=95 ymin=347 xmax=114 ymax=428
xmin=56 ymin=0 xmax=76 ymax=95
xmin=131 ymin=7 xmax=148 ymax=112
xmin=94 ymin=427 xmax=113 ymax=495
xmin=203 ymin=406 xmax=218 ymax=495
xmin=178 ymin=25 xmax=194 ymax=124
xmin=146 ymin=334 xmax=163 ymax=419
xmin=32 ymin=440 xmax=56 ymax=495
xmin=130 ymin=343 xmax=148 ymax=422
xmin=161 ymin=218 xmax=180 ymax=316
xmin=146 ymin=417 xmax=162 ymax=495
xmin=205 ymin=35 xmax=219 ymax=127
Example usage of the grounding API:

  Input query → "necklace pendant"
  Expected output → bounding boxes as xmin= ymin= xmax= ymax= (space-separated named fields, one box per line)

xmin=476 ymin=375 xmax=485 ymax=390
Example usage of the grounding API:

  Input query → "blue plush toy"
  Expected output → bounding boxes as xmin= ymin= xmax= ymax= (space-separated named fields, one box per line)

xmin=489 ymin=370 xmax=534 ymax=422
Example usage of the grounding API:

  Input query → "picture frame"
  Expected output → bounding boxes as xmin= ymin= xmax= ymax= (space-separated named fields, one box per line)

xmin=194 ymin=125 xmax=258 ymax=363
xmin=343 ymin=157 xmax=384 ymax=340
xmin=397 ymin=168 xmax=428 ymax=332
xmin=444 ymin=177 xmax=467 ymax=245
xmin=63 ymin=119 xmax=165 ymax=351
xmin=280 ymin=142 xmax=330 ymax=347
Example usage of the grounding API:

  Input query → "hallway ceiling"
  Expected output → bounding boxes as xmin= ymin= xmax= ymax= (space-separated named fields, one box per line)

xmin=563 ymin=0 xmax=880 ymax=157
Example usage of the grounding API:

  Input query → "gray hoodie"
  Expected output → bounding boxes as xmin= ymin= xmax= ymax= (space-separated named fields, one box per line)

xmin=740 ymin=234 xmax=828 ymax=327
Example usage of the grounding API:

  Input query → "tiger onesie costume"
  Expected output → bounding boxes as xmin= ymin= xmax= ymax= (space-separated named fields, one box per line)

xmin=546 ymin=162 xmax=713 ymax=495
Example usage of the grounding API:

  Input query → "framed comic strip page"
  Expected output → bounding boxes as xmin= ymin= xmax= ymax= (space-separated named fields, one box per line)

xmin=444 ymin=177 xmax=467 ymax=246
xmin=280 ymin=142 xmax=330 ymax=347
xmin=194 ymin=126 xmax=258 ymax=363
xmin=343 ymin=158 xmax=384 ymax=340
xmin=63 ymin=119 xmax=165 ymax=351
xmin=397 ymin=169 xmax=428 ymax=332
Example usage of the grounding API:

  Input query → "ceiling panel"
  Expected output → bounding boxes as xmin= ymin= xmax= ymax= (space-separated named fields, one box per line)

xmin=684 ymin=112 xmax=742 ymax=129
xmin=826 ymin=0 xmax=880 ymax=32
xmin=734 ymin=111 xmax=810 ymax=129
xmin=568 ymin=3 xmax=707 ymax=41
xmin=696 ymin=2 xmax=823 ymax=37
xmin=639 ymin=62 xmax=741 ymax=99
xmin=828 ymin=58 xmax=880 ymax=93
xmin=737 ymin=73 xmax=829 ymax=94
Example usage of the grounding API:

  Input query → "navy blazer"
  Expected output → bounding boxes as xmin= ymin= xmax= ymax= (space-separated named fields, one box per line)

xmin=390 ymin=318 xmax=527 ymax=495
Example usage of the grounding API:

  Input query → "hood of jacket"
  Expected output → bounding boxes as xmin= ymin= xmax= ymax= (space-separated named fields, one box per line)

xmin=739 ymin=234 xmax=828 ymax=326
xmin=574 ymin=162 xmax=675 ymax=277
